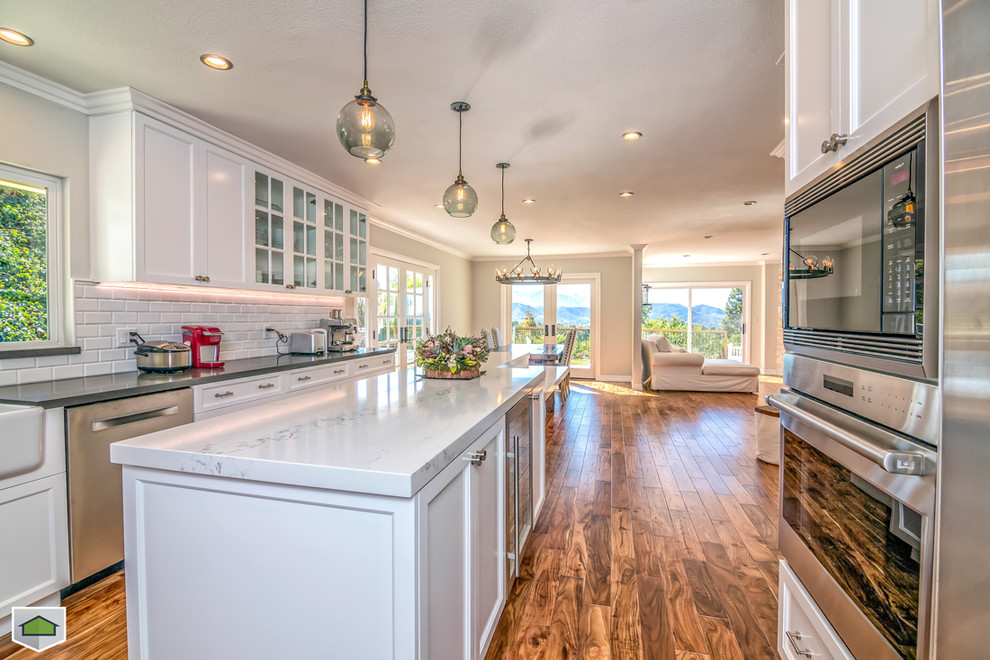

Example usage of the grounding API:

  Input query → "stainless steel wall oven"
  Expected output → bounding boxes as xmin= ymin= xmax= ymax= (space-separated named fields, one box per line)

xmin=770 ymin=354 xmax=939 ymax=660
xmin=783 ymin=99 xmax=940 ymax=381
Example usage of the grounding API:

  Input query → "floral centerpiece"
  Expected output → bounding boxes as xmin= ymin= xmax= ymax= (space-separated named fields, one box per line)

xmin=415 ymin=328 xmax=490 ymax=379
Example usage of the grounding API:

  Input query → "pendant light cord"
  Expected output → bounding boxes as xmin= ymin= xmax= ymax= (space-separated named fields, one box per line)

xmin=501 ymin=165 xmax=505 ymax=215
xmin=458 ymin=111 xmax=463 ymax=175
xmin=363 ymin=0 xmax=369 ymax=84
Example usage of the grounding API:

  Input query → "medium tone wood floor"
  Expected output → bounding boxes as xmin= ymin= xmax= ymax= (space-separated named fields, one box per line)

xmin=485 ymin=380 xmax=783 ymax=660
xmin=0 ymin=379 xmax=782 ymax=659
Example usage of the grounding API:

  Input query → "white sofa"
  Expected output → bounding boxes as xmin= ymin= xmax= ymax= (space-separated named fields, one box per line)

xmin=641 ymin=335 xmax=759 ymax=393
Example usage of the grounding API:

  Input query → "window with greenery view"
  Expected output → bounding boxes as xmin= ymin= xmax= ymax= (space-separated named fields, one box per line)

xmin=642 ymin=285 xmax=745 ymax=360
xmin=0 ymin=168 xmax=59 ymax=347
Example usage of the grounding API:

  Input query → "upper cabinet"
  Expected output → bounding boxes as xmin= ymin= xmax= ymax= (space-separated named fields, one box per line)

xmin=90 ymin=92 xmax=373 ymax=297
xmin=785 ymin=0 xmax=939 ymax=197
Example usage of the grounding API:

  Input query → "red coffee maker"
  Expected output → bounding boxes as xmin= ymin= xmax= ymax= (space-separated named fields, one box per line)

xmin=181 ymin=325 xmax=225 ymax=368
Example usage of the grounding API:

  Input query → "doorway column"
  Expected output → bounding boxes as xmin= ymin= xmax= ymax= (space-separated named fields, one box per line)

xmin=630 ymin=244 xmax=646 ymax=390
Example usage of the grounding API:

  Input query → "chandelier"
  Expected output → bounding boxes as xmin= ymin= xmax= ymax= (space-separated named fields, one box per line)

xmin=789 ymin=248 xmax=834 ymax=279
xmin=495 ymin=239 xmax=562 ymax=285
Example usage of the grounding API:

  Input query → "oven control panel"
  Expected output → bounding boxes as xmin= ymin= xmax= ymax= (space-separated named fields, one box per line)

xmin=783 ymin=353 xmax=939 ymax=447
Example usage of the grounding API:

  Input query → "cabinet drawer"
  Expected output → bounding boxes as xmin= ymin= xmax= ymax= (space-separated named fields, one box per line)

xmin=351 ymin=354 xmax=395 ymax=376
xmin=195 ymin=374 xmax=284 ymax=413
xmin=288 ymin=363 xmax=350 ymax=391
xmin=779 ymin=560 xmax=853 ymax=660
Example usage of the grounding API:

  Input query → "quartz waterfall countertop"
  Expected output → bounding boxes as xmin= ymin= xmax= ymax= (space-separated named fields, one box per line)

xmin=109 ymin=364 xmax=546 ymax=498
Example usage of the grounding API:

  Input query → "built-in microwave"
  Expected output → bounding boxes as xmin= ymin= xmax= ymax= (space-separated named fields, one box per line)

xmin=783 ymin=100 xmax=939 ymax=382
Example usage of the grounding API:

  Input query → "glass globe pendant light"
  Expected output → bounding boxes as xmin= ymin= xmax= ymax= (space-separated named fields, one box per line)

xmin=490 ymin=162 xmax=516 ymax=245
xmin=442 ymin=102 xmax=478 ymax=218
xmin=336 ymin=0 xmax=395 ymax=159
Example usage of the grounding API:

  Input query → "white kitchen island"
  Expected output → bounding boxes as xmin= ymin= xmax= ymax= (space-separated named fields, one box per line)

xmin=110 ymin=363 xmax=548 ymax=660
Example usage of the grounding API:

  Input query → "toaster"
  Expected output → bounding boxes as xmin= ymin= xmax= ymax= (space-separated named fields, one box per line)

xmin=289 ymin=329 xmax=327 ymax=355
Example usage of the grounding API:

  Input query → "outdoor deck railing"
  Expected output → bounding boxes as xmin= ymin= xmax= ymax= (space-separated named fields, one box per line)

xmin=641 ymin=328 xmax=733 ymax=360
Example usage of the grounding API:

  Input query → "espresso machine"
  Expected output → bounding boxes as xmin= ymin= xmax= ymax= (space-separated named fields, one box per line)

xmin=320 ymin=318 xmax=359 ymax=352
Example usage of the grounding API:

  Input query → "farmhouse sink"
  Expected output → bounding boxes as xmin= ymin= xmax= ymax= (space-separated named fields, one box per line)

xmin=0 ymin=404 xmax=44 ymax=480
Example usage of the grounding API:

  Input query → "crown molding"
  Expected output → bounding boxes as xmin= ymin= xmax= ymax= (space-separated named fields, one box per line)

xmin=770 ymin=138 xmax=785 ymax=159
xmin=0 ymin=59 xmax=88 ymax=113
xmin=643 ymin=259 xmax=781 ymax=269
xmin=368 ymin=217 xmax=471 ymax=260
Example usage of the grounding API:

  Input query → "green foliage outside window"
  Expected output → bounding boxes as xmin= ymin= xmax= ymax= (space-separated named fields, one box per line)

xmin=0 ymin=181 xmax=49 ymax=343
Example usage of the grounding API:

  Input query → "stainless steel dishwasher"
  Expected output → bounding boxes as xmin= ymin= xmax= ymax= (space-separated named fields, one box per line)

xmin=65 ymin=388 xmax=193 ymax=584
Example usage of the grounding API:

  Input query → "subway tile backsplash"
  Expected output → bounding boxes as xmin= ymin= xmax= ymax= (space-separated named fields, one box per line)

xmin=0 ymin=282 xmax=343 ymax=385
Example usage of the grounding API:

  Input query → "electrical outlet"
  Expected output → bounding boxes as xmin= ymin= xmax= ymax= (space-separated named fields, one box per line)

xmin=116 ymin=327 xmax=137 ymax=347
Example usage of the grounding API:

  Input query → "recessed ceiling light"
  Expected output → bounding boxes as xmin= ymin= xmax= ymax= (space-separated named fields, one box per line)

xmin=434 ymin=203 xmax=444 ymax=209
xmin=364 ymin=157 xmax=381 ymax=166
xmin=0 ymin=28 xmax=33 ymax=46
xmin=743 ymin=200 xmax=758 ymax=205
xmin=522 ymin=199 xmax=536 ymax=204
xmin=704 ymin=235 xmax=713 ymax=239
xmin=200 ymin=54 xmax=233 ymax=70
xmin=621 ymin=131 xmax=642 ymax=141
xmin=619 ymin=191 xmax=634 ymax=197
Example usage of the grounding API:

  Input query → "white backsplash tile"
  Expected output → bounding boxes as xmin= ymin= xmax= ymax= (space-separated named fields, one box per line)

xmin=0 ymin=282 xmax=344 ymax=384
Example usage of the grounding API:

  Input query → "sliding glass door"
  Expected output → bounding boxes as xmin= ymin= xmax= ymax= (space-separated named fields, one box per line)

xmin=504 ymin=276 xmax=598 ymax=379
xmin=643 ymin=284 xmax=748 ymax=361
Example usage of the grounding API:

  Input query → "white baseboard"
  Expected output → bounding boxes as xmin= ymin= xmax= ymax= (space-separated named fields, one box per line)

xmin=761 ymin=370 xmax=781 ymax=377
xmin=596 ymin=374 xmax=632 ymax=384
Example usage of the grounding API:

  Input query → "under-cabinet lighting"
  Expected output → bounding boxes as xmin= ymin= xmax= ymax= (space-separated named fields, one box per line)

xmin=96 ymin=282 xmax=345 ymax=306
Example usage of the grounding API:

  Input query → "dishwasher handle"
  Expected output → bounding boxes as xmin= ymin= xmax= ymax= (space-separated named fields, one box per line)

xmin=91 ymin=405 xmax=180 ymax=432
xmin=766 ymin=393 xmax=927 ymax=476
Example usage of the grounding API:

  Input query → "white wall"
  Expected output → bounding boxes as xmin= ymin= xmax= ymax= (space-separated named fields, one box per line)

xmin=642 ymin=262 xmax=782 ymax=374
xmin=0 ymin=81 xmax=90 ymax=279
xmin=472 ymin=254 xmax=633 ymax=381
xmin=370 ymin=223 xmax=473 ymax=334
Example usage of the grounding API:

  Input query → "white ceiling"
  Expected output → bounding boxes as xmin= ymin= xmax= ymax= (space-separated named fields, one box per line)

xmin=0 ymin=0 xmax=785 ymax=266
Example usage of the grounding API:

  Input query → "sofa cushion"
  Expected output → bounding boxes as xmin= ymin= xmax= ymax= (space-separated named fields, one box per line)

xmin=702 ymin=359 xmax=761 ymax=376
xmin=652 ymin=351 xmax=704 ymax=367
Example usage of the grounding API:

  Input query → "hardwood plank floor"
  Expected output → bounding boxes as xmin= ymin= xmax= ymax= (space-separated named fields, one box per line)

xmin=0 ymin=378 xmax=782 ymax=660
xmin=486 ymin=379 xmax=783 ymax=660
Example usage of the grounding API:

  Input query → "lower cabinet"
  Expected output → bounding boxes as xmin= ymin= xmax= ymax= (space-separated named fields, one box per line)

xmin=779 ymin=560 xmax=853 ymax=660
xmin=0 ymin=473 xmax=70 ymax=621
xmin=418 ymin=418 xmax=505 ymax=660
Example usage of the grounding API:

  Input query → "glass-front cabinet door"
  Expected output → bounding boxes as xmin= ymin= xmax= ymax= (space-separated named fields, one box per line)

xmin=253 ymin=171 xmax=286 ymax=288
xmin=348 ymin=209 xmax=368 ymax=294
xmin=252 ymin=168 xmax=369 ymax=295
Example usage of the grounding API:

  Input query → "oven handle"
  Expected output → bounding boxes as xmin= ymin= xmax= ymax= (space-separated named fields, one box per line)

xmin=766 ymin=394 xmax=927 ymax=476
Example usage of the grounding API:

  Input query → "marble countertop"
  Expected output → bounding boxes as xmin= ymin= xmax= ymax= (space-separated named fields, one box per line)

xmin=0 ymin=348 xmax=395 ymax=409
xmin=109 ymin=363 xmax=547 ymax=498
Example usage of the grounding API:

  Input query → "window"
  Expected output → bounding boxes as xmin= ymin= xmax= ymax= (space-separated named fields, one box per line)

xmin=643 ymin=284 xmax=748 ymax=361
xmin=0 ymin=165 xmax=62 ymax=349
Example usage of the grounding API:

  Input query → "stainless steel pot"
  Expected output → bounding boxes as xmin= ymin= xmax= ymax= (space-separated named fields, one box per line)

xmin=131 ymin=335 xmax=192 ymax=373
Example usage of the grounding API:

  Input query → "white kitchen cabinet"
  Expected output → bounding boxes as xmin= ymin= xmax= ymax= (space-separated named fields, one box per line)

xmin=251 ymin=168 xmax=370 ymax=295
xmin=418 ymin=418 xmax=505 ymax=660
xmin=90 ymin=112 xmax=251 ymax=287
xmin=0 ymin=408 xmax=69 ymax=632
xmin=779 ymin=560 xmax=854 ymax=660
xmin=784 ymin=0 xmax=939 ymax=197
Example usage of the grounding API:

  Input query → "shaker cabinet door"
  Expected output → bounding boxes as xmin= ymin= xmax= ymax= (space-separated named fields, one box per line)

xmin=842 ymin=0 xmax=939 ymax=155
xmin=137 ymin=115 xmax=199 ymax=284
xmin=203 ymin=144 xmax=250 ymax=288
xmin=470 ymin=422 xmax=505 ymax=659
xmin=785 ymin=0 xmax=842 ymax=197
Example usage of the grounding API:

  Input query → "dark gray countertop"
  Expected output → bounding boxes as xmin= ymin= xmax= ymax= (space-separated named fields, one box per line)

xmin=0 ymin=348 xmax=396 ymax=409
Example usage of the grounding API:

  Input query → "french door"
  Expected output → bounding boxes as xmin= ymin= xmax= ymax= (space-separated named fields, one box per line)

xmin=503 ymin=276 xmax=598 ymax=379
xmin=372 ymin=256 xmax=435 ymax=368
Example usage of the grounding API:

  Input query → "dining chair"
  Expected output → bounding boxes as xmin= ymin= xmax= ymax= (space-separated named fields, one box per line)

xmin=560 ymin=329 xmax=577 ymax=402
xmin=491 ymin=327 xmax=502 ymax=349
xmin=479 ymin=328 xmax=491 ymax=350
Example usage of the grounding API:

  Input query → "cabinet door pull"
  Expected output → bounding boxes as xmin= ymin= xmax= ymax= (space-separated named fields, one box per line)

xmin=297 ymin=375 xmax=312 ymax=382
xmin=334 ymin=369 xmax=346 ymax=374
xmin=203 ymin=276 xmax=211 ymax=283
xmin=285 ymin=284 xmax=296 ymax=290
xmin=214 ymin=391 xmax=235 ymax=398
xmin=465 ymin=449 xmax=487 ymax=466
xmin=258 ymin=382 xmax=276 ymax=389
xmin=358 ymin=364 xmax=369 ymax=369
xmin=785 ymin=631 xmax=813 ymax=658
xmin=820 ymin=132 xmax=848 ymax=154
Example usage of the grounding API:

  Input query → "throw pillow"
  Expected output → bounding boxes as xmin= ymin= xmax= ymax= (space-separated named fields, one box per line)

xmin=653 ymin=335 xmax=673 ymax=352
xmin=671 ymin=346 xmax=687 ymax=353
